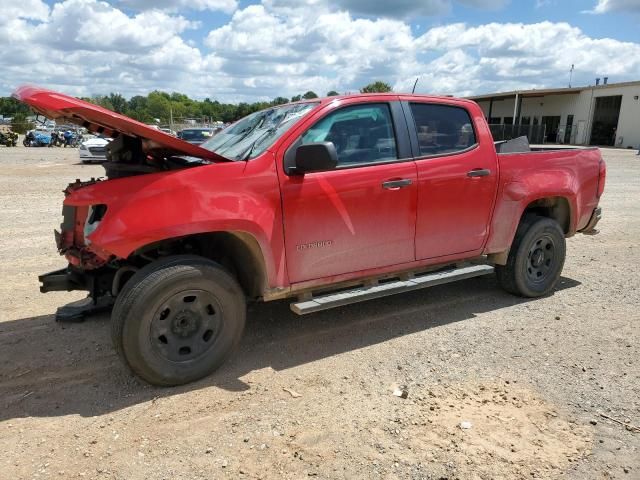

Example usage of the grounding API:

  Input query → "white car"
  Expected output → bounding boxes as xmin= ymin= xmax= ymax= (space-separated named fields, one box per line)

xmin=79 ymin=136 xmax=111 ymax=163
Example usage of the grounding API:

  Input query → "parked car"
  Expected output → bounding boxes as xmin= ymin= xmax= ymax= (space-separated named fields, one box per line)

xmin=159 ymin=127 xmax=176 ymax=136
xmin=79 ymin=136 xmax=111 ymax=163
xmin=177 ymin=127 xmax=216 ymax=144
xmin=23 ymin=129 xmax=51 ymax=147
xmin=15 ymin=86 xmax=605 ymax=386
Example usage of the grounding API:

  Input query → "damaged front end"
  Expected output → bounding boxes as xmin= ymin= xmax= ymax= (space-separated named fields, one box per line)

xmin=40 ymin=179 xmax=115 ymax=301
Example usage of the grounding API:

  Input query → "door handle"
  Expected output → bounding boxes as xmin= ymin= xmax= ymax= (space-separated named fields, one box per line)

xmin=382 ymin=179 xmax=412 ymax=189
xmin=467 ymin=168 xmax=491 ymax=178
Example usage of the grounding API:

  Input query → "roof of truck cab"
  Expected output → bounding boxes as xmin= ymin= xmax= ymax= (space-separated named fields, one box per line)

xmin=288 ymin=92 xmax=478 ymax=107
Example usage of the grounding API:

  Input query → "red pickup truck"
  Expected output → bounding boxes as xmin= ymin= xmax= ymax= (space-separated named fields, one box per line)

xmin=15 ymin=86 xmax=605 ymax=386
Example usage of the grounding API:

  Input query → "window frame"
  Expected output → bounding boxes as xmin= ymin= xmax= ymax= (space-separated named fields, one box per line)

xmin=284 ymin=101 xmax=414 ymax=174
xmin=402 ymin=101 xmax=480 ymax=161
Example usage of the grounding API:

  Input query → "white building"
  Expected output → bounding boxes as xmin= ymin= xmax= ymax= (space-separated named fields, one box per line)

xmin=468 ymin=79 xmax=640 ymax=149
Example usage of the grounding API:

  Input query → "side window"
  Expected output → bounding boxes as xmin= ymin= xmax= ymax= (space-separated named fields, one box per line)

xmin=409 ymin=103 xmax=477 ymax=156
xmin=301 ymin=103 xmax=397 ymax=166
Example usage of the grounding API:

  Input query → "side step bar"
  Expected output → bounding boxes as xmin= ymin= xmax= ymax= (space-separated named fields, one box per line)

xmin=290 ymin=264 xmax=495 ymax=315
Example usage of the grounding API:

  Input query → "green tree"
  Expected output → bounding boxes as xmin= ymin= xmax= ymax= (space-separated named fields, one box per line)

xmin=0 ymin=97 xmax=29 ymax=117
xmin=126 ymin=95 xmax=151 ymax=122
xmin=11 ymin=112 xmax=33 ymax=134
xmin=326 ymin=90 xmax=340 ymax=96
xmin=146 ymin=91 xmax=172 ymax=122
xmin=291 ymin=94 xmax=302 ymax=102
xmin=360 ymin=81 xmax=392 ymax=93
xmin=271 ymin=96 xmax=289 ymax=105
xmin=302 ymin=91 xmax=318 ymax=99
xmin=91 ymin=95 xmax=114 ymax=111
xmin=108 ymin=93 xmax=128 ymax=113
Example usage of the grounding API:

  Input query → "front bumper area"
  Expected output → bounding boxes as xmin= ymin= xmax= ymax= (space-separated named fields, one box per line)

xmin=580 ymin=207 xmax=602 ymax=235
xmin=79 ymin=152 xmax=106 ymax=163
xmin=39 ymin=265 xmax=114 ymax=295
xmin=39 ymin=267 xmax=89 ymax=293
xmin=40 ymin=267 xmax=116 ymax=322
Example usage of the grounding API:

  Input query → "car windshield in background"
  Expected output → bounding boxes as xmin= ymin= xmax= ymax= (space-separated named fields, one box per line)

xmin=201 ymin=102 xmax=319 ymax=160
xmin=180 ymin=129 xmax=213 ymax=141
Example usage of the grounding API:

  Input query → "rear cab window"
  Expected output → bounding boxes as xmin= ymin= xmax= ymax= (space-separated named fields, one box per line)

xmin=409 ymin=103 xmax=477 ymax=157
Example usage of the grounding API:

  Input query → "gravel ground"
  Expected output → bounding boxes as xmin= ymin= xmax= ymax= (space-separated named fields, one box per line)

xmin=0 ymin=145 xmax=638 ymax=480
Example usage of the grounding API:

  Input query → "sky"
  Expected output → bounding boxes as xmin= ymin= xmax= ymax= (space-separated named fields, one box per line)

xmin=0 ymin=0 xmax=639 ymax=102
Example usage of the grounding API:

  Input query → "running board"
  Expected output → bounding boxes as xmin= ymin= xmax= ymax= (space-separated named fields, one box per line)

xmin=290 ymin=264 xmax=494 ymax=315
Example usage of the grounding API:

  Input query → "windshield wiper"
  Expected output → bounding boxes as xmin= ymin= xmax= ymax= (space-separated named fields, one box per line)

xmin=239 ymin=111 xmax=297 ymax=160
xmin=240 ymin=127 xmax=277 ymax=160
xmin=212 ymin=120 xmax=266 ymax=159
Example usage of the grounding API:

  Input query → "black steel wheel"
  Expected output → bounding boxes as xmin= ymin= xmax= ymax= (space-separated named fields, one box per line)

xmin=111 ymin=255 xmax=246 ymax=386
xmin=525 ymin=234 xmax=558 ymax=286
xmin=149 ymin=289 xmax=223 ymax=363
xmin=496 ymin=215 xmax=566 ymax=297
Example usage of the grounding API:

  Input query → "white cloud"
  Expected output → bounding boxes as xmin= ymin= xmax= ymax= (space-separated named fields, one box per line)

xmin=413 ymin=21 xmax=640 ymax=92
xmin=265 ymin=0 xmax=508 ymax=18
xmin=117 ymin=0 xmax=237 ymax=14
xmin=590 ymin=0 xmax=640 ymax=13
xmin=205 ymin=5 xmax=416 ymax=97
xmin=0 ymin=0 xmax=639 ymax=103
xmin=0 ymin=0 xmax=50 ymax=23
xmin=36 ymin=0 xmax=197 ymax=52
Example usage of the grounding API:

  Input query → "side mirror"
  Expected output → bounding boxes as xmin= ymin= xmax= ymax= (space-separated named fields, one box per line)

xmin=290 ymin=142 xmax=338 ymax=175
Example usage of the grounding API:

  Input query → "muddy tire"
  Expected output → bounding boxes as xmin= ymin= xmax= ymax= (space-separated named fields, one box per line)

xmin=111 ymin=255 xmax=246 ymax=386
xmin=496 ymin=215 xmax=566 ymax=297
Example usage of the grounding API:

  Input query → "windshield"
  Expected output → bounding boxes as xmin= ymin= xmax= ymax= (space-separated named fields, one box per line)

xmin=180 ymin=129 xmax=213 ymax=141
xmin=201 ymin=102 xmax=319 ymax=160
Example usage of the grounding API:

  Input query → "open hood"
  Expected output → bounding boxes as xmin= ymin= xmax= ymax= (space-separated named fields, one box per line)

xmin=13 ymin=85 xmax=230 ymax=163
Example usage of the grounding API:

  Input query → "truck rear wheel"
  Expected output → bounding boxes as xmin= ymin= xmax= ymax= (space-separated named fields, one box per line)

xmin=496 ymin=215 xmax=566 ymax=297
xmin=111 ymin=255 xmax=246 ymax=386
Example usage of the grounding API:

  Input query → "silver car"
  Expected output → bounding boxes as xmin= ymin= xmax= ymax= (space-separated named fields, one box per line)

xmin=79 ymin=136 xmax=111 ymax=163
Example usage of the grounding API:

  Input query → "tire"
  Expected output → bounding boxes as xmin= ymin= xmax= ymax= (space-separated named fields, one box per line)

xmin=111 ymin=255 xmax=246 ymax=386
xmin=495 ymin=215 xmax=566 ymax=297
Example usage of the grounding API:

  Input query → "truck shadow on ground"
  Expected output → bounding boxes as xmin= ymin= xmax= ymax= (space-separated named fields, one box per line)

xmin=0 ymin=275 xmax=580 ymax=421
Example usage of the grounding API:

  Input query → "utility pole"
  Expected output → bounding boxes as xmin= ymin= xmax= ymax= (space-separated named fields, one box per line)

xmin=569 ymin=64 xmax=574 ymax=88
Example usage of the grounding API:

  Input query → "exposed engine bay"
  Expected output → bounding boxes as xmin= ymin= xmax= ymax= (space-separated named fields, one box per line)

xmin=103 ymin=134 xmax=212 ymax=179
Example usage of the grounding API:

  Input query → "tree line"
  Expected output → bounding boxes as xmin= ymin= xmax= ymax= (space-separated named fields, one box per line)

xmin=0 ymin=81 xmax=392 ymax=133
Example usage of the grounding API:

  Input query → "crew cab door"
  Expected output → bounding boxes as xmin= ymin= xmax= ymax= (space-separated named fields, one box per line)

xmin=279 ymin=100 xmax=417 ymax=284
xmin=401 ymin=99 xmax=498 ymax=259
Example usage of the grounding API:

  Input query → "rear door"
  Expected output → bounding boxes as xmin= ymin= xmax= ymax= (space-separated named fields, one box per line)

xmin=402 ymin=99 xmax=498 ymax=260
xmin=279 ymin=100 xmax=417 ymax=284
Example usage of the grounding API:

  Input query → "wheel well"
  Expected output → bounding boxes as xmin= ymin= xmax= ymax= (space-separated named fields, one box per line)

xmin=522 ymin=197 xmax=571 ymax=234
xmin=127 ymin=232 xmax=267 ymax=299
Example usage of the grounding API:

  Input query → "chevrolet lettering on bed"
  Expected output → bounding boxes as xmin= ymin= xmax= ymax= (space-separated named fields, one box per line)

xmin=14 ymin=86 xmax=605 ymax=386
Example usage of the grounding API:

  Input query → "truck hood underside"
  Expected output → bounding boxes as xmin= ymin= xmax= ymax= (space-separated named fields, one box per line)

xmin=13 ymin=85 xmax=230 ymax=163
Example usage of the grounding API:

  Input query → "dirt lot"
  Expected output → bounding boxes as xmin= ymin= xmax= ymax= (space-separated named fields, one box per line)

xmin=0 ymin=145 xmax=638 ymax=480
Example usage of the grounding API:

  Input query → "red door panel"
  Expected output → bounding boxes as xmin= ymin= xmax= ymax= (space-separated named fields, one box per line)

xmin=403 ymin=99 xmax=499 ymax=260
xmin=414 ymin=149 xmax=497 ymax=259
xmin=281 ymin=162 xmax=417 ymax=283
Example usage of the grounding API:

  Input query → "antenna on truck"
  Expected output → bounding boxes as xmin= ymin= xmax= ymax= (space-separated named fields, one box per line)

xmin=412 ymin=77 xmax=419 ymax=94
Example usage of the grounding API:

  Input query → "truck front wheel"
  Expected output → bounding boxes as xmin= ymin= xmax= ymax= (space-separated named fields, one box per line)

xmin=111 ymin=256 xmax=246 ymax=386
xmin=495 ymin=215 xmax=566 ymax=297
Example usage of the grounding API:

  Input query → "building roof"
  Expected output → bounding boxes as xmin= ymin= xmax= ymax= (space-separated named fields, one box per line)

xmin=467 ymin=79 xmax=640 ymax=101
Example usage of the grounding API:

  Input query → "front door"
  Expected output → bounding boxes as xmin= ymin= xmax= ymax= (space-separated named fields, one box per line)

xmin=403 ymin=100 xmax=498 ymax=260
xmin=279 ymin=102 xmax=417 ymax=284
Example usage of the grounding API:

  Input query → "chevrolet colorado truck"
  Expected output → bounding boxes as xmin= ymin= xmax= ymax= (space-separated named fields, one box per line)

xmin=15 ymin=86 xmax=605 ymax=386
